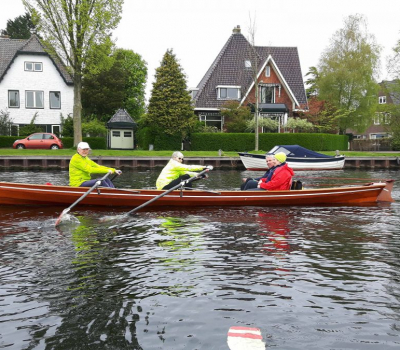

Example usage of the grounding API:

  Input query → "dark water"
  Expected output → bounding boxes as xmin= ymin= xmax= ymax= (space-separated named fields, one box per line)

xmin=1 ymin=169 xmax=400 ymax=349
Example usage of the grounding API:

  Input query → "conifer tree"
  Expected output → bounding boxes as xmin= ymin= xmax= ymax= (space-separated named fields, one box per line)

xmin=147 ymin=49 xmax=197 ymax=139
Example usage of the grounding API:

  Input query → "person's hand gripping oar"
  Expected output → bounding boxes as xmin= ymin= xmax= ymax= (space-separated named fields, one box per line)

xmin=55 ymin=171 xmax=113 ymax=227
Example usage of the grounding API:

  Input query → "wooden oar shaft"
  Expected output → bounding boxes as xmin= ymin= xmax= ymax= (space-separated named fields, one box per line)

xmin=127 ymin=169 xmax=209 ymax=215
xmin=55 ymin=171 xmax=112 ymax=226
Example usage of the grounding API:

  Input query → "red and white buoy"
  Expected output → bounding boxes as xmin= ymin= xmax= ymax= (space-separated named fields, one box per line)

xmin=227 ymin=326 xmax=265 ymax=349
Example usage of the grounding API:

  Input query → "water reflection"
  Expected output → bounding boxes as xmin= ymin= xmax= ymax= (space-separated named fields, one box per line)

xmin=1 ymin=170 xmax=400 ymax=349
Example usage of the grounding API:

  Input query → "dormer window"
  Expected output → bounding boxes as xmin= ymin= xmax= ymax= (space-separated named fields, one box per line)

xmin=189 ymin=88 xmax=199 ymax=99
xmin=379 ymin=96 xmax=386 ymax=104
xmin=25 ymin=61 xmax=42 ymax=72
xmin=217 ymin=85 xmax=241 ymax=100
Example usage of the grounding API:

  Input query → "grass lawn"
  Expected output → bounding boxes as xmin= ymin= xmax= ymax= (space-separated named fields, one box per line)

xmin=0 ymin=149 xmax=399 ymax=157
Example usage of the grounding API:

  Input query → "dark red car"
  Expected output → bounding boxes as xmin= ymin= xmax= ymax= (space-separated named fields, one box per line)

xmin=13 ymin=133 xmax=63 ymax=149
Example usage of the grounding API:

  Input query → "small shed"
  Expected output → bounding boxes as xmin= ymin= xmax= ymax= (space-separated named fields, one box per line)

xmin=107 ymin=109 xmax=136 ymax=149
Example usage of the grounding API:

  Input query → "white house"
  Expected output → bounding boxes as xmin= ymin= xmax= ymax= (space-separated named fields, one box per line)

xmin=0 ymin=34 xmax=73 ymax=135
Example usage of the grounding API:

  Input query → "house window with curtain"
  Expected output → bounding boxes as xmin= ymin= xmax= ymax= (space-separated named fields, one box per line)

xmin=50 ymin=91 xmax=61 ymax=109
xmin=8 ymin=90 xmax=20 ymax=108
xmin=26 ymin=91 xmax=44 ymax=108
xmin=217 ymin=85 xmax=241 ymax=100
xmin=259 ymin=85 xmax=275 ymax=103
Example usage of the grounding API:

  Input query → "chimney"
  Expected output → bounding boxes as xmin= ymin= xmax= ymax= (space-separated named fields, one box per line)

xmin=232 ymin=25 xmax=241 ymax=34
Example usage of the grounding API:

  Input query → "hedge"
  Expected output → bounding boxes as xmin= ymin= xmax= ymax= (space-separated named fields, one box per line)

xmin=190 ymin=133 xmax=349 ymax=151
xmin=154 ymin=133 xmax=181 ymax=151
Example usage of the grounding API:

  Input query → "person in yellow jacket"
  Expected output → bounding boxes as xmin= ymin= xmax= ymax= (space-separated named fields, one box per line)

xmin=69 ymin=142 xmax=122 ymax=187
xmin=156 ymin=151 xmax=209 ymax=190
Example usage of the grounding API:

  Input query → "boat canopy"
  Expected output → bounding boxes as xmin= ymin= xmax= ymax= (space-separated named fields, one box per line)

xmin=267 ymin=145 xmax=333 ymax=158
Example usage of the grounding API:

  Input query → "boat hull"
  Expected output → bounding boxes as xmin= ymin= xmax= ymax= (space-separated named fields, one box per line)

xmin=238 ymin=153 xmax=345 ymax=171
xmin=0 ymin=181 xmax=394 ymax=209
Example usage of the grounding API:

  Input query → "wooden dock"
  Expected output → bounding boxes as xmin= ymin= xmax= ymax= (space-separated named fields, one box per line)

xmin=0 ymin=156 xmax=399 ymax=170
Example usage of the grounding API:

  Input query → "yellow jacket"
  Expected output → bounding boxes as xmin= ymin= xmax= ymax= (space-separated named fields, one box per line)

xmin=69 ymin=153 xmax=115 ymax=187
xmin=156 ymin=159 xmax=204 ymax=190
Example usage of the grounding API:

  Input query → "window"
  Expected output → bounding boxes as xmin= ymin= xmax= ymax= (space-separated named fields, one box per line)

xmin=112 ymin=131 xmax=121 ymax=137
xmin=124 ymin=131 xmax=132 ymax=137
xmin=374 ymin=115 xmax=380 ymax=125
xmin=245 ymin=60 xmax=252 ymax=68
xmin=217 ymin=86 xmax=240 ymax=100
xmin=259 ymin=85 xmax=275 ymax=103
xmin=379 ymin=96 xmax=386 ymax=104
xmin=25 ymin=61 xmax=43 ymax=72
xmin=29 ymin=133 xmax=44 ymax=140
xmin=265 ymin=66 xmax=271 ymax=77
xmin=8 ymin=90 xmax=20 ymax=108
xmin=26 ymin=91 xmax=44 ymax=108
xmin=50 ymin=91 xmax=61 ymax=109
xmin=199 ymin=113 xmax=223 ymax=130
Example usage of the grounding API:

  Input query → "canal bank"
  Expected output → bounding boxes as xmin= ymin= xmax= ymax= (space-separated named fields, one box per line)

xmin=0 ymin=155 xmax=400 ymax=170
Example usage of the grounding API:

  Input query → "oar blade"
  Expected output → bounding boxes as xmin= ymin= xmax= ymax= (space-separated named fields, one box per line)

xmin=55 ymin=208 xmax=70 ymax=226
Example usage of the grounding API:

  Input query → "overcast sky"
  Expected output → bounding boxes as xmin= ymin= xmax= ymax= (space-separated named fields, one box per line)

xmin=2 ymin=0 xmax=400 ymax=101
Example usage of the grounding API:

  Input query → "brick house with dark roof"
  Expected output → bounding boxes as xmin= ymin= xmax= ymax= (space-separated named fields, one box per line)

xmin=0 ymin=34 xmax=73 ymax=135
xmin=192 ymin=25 xmax=308 ymax=131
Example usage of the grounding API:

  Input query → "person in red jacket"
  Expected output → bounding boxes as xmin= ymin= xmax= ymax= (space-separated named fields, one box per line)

xmin=258 ymin=152 xmax=294 ymax=191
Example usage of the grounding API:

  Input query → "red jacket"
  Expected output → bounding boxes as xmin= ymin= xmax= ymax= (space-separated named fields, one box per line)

xmin=259 ymin=163 xmax=294 ymax=190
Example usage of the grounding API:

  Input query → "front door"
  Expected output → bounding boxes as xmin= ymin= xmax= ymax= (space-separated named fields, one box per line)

xmin=110 ymin=129 xmax=134 ymax=149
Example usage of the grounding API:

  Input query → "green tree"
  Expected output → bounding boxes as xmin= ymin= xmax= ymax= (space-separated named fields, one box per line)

xmin=1 ymin=12 xmax=35 ymax=39
xmin=316 ymin=14 xmax=381 ymax=134
xmin=385 ymin=41 xmax=400 ymax=148
xmin=146 ymin=49 xmax=197 ymax=140
xmin=0 ymin=109 xmax=14 ymax=136
xmin=246 ymin=117 xmax=279 ymax=132
xmin=221 ymin=101 xmax=252 ymax=132
xmin=60 ymin=114 xmax=74 ymax=137
xmin=285 ymin=118 xmax=314 ymax=133
xmin=82 ymin=46 xmax=147 ymax=122
xmin=19 ymin=112 xmax=43 ymax=136
xmin=23 ymin=0 xmax=124 ymax=146
xmin=305 ymin=66 xmax=319 ymax=98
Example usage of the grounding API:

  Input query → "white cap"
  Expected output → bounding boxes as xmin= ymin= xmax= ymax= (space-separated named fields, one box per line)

xmin=77 ymin=142 xmax=91 ymax=149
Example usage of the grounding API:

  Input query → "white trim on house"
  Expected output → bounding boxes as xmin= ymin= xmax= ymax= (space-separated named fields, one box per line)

xmin=194 ymin=108 xmax=220 ymax=111
xmin=240 ymin=55 xmax=300 ymax=108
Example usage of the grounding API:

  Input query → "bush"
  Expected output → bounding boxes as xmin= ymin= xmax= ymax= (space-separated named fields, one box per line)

xmin=154 ymin=133 xmax=181 ymax=150
xmin=60 ymin=137 xmax=107 ymax=149
xmin=391 ymin=137 xmax=400 ymax=151
xmin=136 ymin=126 xmax=155 ymax=150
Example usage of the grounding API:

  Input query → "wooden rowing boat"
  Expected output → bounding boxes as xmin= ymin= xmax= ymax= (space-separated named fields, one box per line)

xmin=0 ymin=180 xmax=394 ymax=208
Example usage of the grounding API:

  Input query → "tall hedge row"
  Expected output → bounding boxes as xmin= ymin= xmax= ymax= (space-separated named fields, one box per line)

xmin=190 ymin=133 xmax=348 ymax=151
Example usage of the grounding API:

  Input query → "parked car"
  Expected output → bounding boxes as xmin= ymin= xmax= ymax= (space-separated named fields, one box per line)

xmin=13 ymin=133 xmax=63 ymax=149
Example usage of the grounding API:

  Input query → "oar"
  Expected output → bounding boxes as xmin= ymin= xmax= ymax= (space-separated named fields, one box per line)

xmin=55 ymin=171 xmax=112 ymax=226
xmin=126 ymin=168 xmax=210 ymax=216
